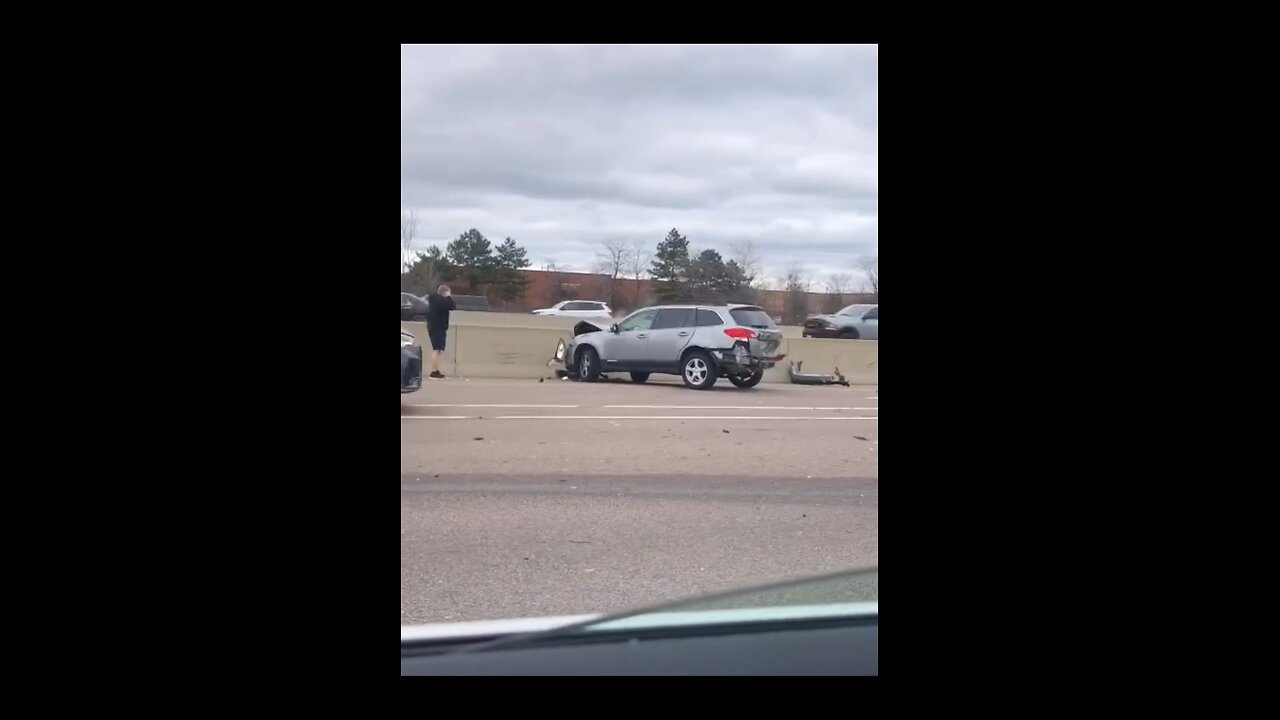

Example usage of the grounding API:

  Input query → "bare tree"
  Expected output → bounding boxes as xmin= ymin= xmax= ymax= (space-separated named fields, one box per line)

xmin=400 ymin=210 xmax=419 ymax=273
xmin=594 ymin=239 xmax=634 ymax=308
xmin=628 ymin=238 xmax=652 ymax=308
xmin=859 ymin=256 xmax=878 ymax=299
xmin=783 ymin=262 xmax=812 ymax=292
xmin=824 ymin=272 xmax=852 ymax=313
xmin=729 ymin=240 xmax=762 ymax=287
xmin=784 ymin=262 xmax=813 ymax=324
xmin=541 ymin=261 xmax=572 ymax=304
xmin=824 ymin=273 xmax=850 ymax=295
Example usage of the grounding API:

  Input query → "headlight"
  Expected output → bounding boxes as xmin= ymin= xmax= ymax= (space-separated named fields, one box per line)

xmin=554 ymin=339 xmax=567 ymax=362
xmin=401 ymin=333 xmax=416 ymax=347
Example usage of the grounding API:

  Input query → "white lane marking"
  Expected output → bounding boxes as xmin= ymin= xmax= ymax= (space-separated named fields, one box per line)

xmin=405 ymin=403 xmax=580 ymax=408
xmin=492 ymin=415 xmax=878 ymax=421
xmin=400 ymin=416 xmax=471 ymax=420
xmin=603 ymin=405 xmax=877 ymax=410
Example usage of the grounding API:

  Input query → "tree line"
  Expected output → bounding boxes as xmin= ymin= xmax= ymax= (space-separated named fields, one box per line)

xmin=402 ymin=213 xmax=876 ymax=316
xmin=648 ymin=228 xmax=757 ymax=304
xmin=401 ymin=226 xmax=532 ymax=301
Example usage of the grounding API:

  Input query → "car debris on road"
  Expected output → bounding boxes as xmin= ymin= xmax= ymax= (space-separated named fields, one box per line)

xmin=787 ymin=361 xmax=850 ymax=387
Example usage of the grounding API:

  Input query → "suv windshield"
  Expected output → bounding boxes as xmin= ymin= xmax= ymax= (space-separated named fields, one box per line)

xmin=728 ymin=308 xmax=776 ymax=329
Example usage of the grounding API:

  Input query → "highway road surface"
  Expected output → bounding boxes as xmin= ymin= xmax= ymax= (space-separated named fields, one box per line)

xmin=401 ymin=377 xmax=878 ymax=624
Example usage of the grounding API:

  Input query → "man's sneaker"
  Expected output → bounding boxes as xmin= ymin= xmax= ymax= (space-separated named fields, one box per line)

xmin=428 ymin=371 xmax=446 ymax=380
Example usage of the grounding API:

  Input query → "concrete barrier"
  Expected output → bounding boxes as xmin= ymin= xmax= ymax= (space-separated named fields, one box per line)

xmin=401 ymin=317 xmax=876 ymax=384
xmin=447 ymin=311 xmax=612 ymax=331
xmin=780 ymin=338 xmax=878 ymax=385
xmin=400 ymin=322 xmax=459 ymax=375
xmin=452 ymin=325 xmax=567 ymax=379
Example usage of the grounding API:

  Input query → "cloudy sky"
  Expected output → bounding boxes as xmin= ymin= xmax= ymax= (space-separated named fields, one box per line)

xmin=401 ymin=44 xmax=877 ymax=289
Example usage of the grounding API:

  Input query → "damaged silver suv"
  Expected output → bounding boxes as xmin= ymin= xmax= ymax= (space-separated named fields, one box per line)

xmin=562 ymin=304 xmax=784 ymax=389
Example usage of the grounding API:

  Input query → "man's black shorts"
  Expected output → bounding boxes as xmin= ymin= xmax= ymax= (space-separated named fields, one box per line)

xmin=427 ymin=327 xmax=447 ymax=351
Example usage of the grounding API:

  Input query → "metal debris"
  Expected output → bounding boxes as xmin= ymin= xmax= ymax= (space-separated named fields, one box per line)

xmin=788 ymin=361 xmax=850 ymax=386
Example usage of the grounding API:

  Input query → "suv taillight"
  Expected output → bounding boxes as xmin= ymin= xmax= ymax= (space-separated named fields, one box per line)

xmin=724 ymin=327 xmax=757 ymax=340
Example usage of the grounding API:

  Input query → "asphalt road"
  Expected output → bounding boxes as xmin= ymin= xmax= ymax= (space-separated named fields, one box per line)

xmin=401 ymin=378 xmax=878 ymax=624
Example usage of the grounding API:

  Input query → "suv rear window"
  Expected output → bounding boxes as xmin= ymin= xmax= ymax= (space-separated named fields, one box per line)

xmin=729 ymin=308 xmax=776 ymax=329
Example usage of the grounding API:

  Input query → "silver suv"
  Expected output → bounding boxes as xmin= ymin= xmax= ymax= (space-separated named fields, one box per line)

xmin=563 ymin=304 xmax=784 ymax=389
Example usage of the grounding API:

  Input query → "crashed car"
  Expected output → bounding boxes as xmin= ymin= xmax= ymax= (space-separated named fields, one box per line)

xmin=559 ymin=304 xmax=784 ymax=390
xmin=803 ymin=304 xmax=878 ymax=339
xmin=401 ymin=331 xmax=423 ymax=393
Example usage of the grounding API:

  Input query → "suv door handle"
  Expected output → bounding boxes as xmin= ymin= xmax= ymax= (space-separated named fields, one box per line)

xmin=636 ymin=333 xmax=648 ymax=338
xmin=677 ymin=331 xmax=690 ymax=336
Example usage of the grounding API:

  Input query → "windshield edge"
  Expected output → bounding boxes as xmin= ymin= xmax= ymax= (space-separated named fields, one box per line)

xmin=448 ymin=565 xmax=877 ymax=653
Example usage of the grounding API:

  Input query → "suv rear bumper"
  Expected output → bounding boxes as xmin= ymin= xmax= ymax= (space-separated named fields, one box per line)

xmin=712 ymin=343 xmax=782 ymax=372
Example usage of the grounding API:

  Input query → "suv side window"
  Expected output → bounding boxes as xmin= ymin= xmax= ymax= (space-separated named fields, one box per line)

xmin=617 ymin=309 xmax=659 ymax=332
xmin=695 ymin=309 xmax=724 ymax=326
xmin=864 ymin=308 xmax=877 ymax=320
xmin=653 ymin=308 xmax=694 ymax=330
xmin=563 ymin=302 xmax=586 ymax=311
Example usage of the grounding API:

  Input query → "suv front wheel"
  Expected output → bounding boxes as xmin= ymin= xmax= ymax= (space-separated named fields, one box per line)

xmin=577 ymin=347 xmax=601 ymax=382
xmin=681 ymin=350 xmax=718 ymax=390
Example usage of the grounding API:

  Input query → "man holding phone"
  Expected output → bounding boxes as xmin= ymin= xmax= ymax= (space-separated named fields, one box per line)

xmin=425 ymin=284 xmax=456 ymax=379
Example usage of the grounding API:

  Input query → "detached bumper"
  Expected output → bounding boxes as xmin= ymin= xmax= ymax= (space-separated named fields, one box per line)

xmin=402 ymin=345 xmax=423 ymax=393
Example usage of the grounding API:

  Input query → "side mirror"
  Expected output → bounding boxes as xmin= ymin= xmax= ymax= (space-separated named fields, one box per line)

xmin=610 ymin=324 xmax=620 ymax=333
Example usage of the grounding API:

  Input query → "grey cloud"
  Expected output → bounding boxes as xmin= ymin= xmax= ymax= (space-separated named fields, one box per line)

xmin=402 ymin=44 xmax=876 ymax=281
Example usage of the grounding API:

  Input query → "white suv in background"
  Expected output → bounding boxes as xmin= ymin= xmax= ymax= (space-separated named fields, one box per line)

xmin=532 ymin=300 xmax=613 ymax=318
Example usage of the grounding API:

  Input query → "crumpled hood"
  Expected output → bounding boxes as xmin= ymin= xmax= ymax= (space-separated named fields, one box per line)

xmin=573 ymin=319 xmax=610 ymax=336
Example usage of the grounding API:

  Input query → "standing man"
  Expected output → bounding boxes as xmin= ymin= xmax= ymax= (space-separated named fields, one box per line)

xmin=425 ymin=284 xmax=456 ymax=379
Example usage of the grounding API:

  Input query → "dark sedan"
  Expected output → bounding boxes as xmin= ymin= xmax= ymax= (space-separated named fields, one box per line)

xmin=402 ymin=332 xmax=423 ymax=393
xmin=401 ymin=293 xmax=430 ymax=322
xmin=803 ymin=304 xmax=878 ymax=339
